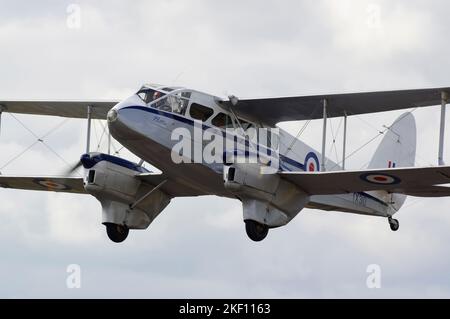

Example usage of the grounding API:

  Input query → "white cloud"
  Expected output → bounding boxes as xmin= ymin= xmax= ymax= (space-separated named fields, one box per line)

xmin=47 ymin=192 xmax=102 ymax=243
xmin=325 ymin=1 xmax=431 ymax=55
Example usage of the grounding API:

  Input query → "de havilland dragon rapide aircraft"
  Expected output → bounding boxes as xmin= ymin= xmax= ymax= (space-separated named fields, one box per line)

xmin=1 ymin=85 xmax=450 ymax=243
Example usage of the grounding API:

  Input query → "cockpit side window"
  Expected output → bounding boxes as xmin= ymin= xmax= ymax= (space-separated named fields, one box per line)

xmin=212 ymin=112 xmax=234 ymax=129
xmin=137 ymin=90 xmax=148 ymax=102
xmin=177 ymin=92 xmax=192 ymax=115
xmin=138 ymin=89 xmax=192 ymax=115
xmin=154 ymin=91 xmax=191 ymax=115
xmin=137 ymin=89 xmax=166 ymax=104
xmin=189 ymin=103 xmax=214 ymax=122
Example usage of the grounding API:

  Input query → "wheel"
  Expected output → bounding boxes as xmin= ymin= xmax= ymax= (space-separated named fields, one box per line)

xmin=104 ymin=223 xmax=129 ymax=243
xmin=245 ymin=220 xmax=269 ymax=242
xmin=388 ymin=218 xmax=399 ymax=232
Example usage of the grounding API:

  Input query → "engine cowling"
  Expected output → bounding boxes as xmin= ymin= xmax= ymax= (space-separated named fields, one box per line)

xmin=82 ymin=154 xmax=170 ymax=230
xmin=224 ymin=162 xmax=280 ymax=202
xmin=224 ymin=162 xmax=309 ymax=227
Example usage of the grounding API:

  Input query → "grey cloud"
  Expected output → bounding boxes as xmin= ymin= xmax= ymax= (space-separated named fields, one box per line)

xmin=1 ymin=0 xmax=450 ymax=298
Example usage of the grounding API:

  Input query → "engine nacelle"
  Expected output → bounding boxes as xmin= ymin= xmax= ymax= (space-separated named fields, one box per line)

xmin=224 ymin=163 xmax=280 ymax=201
xmin=224 ymin=163 xmax=309 ymax=227
xmin=84 ymin=159 xmax=141 ymax=203
xmin=82 ymin=154 xmax=170 ymax=230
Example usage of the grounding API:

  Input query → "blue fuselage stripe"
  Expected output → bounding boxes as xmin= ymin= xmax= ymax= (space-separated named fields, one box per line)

xmin=119 ymin=105 xmax=388 ymax=207
xmin=121 ymin=105 xmax=305 ymax=170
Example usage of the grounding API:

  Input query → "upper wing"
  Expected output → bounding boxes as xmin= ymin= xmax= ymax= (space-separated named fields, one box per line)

xmin=0 ymin=176 xmax=86 ymax=194
xmin=0 ymin=100 xmax=119 ymax=119
xmin=281 ymin=166 xmax=450 ymax=197
xmin=223 ymin=87 xmax=450 ymax=126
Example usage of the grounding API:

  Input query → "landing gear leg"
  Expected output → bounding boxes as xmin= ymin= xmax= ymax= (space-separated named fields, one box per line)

xmin=104 ymin=223 xmax=129 ymax=243
xmin=245 ymin=220 xmax=269 ymax=242
xmin=388 ymin=217 xmax=399 ymax=232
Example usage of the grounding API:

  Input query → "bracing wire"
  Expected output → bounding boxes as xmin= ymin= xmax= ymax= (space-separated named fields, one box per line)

xmin=328 ymin=107 xmax=432 ymax=170
xmin=328 ymin=128 xmax=386 ymax=171
xmin=286 ymin=119 xmax=311 ymax=155
xmin=0 ymin=141 xmax=40 ymax=171
xmin=352 ymin=107 xmax=432 ymax=167
xmin=96 ymin=120 xmax=121 ymax=155
xmin=1 ymin=114 xmax=71 ymax=171
xmin=97 ymin=121 xmax=108 ymax=151
xmin=327 ymin=117 xmax=344 ymax=166
xmin=92 ymin=119 xmax=100 ymax=151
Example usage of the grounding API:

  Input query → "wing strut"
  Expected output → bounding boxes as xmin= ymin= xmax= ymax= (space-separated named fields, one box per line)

xmin=439 ymin=91 xmax=448 ymax=166
xmin=130 ymin=179 xmax=167 ymax=209
xmin=0 ymin=104 xmax=4 ymax=136
xmin=86 ymin=105 xmax=93 ymax=153
xmin=342 ymin=112 xmax=348 ymax=170
xmin=321 ymin=91 xmax=448 ymax=170
xmin=320 ymin=99 xmax=348 ymax=171
xmin=321 ymin=99 xmax=327 ymax=172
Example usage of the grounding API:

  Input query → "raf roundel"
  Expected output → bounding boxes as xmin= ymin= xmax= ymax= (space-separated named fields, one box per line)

xmin=33 ymin=179 xmax=71 ymax=191
xmin=304 ymin=152 xmax=320 ymax=172
xmin=360 ymin=173 xmax=401 ymax=185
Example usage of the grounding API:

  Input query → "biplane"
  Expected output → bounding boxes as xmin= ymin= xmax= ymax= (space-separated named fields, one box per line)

xmin=1 ymin=85 xmax=450 ymax=243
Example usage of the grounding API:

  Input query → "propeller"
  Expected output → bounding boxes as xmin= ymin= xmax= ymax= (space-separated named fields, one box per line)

xmin=65 ymin=160 xmax=83 ymax=175
xmin=62 ymin=153 xmax=96 ymax=176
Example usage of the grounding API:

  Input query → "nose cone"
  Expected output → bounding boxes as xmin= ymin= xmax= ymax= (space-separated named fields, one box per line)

xmin=107 ymin=108 xmax=118 ymax=123
xmin=108 ymin=94 xmax=145 ymax=120
xmin=107 ymin=94 xmax=146 ymax=140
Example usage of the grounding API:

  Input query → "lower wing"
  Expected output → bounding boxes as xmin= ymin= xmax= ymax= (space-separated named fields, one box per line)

xmin=281 ymin=166 xmax=450 ymax=197
xmin=0 ymin=173 xmax=206 ymax=197
xmin=0 ymin=176 xmax=86 ymax=194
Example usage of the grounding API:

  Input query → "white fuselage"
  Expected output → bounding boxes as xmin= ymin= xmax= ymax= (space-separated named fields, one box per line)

xmin=108 ymin=92 xmax=392 ymax=218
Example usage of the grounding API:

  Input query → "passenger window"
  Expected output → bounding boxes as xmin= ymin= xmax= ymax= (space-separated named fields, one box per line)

xmin=212 ymin=113 xmax=234 ymax=129
xmin=189 ymin=103 xmax=214 ymax=121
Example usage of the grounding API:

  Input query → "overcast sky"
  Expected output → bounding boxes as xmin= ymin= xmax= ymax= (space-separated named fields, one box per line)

xmin=2 ymin=0 xmax=450 ymax=298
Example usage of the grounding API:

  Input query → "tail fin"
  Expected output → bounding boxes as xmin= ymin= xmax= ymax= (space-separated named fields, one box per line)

xmin=368 ymin=112 xmax=417 ymax=211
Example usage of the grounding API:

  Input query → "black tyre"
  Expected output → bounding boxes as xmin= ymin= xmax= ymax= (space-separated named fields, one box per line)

xmin=389 ymin=218 xmax=399 ymax=232
xmin=104 ymin=223 xmax=129 ymax=243
xmin=245 ymin=220 xmax=269 ymax=242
